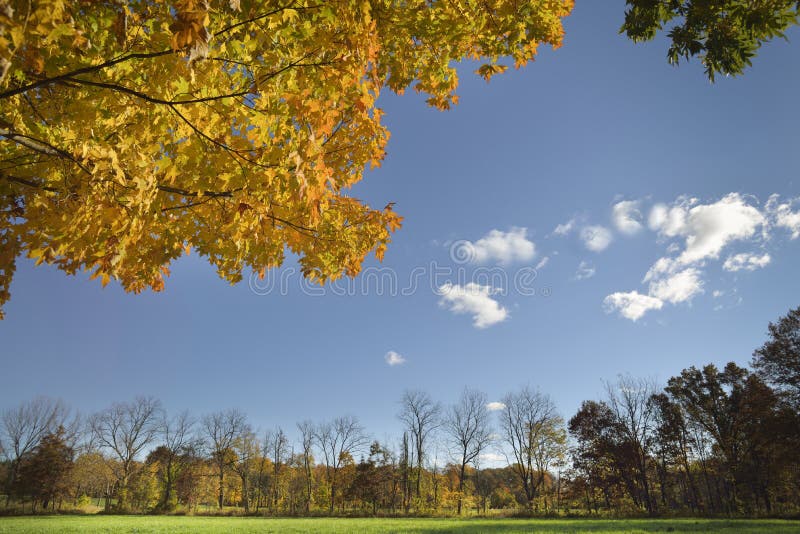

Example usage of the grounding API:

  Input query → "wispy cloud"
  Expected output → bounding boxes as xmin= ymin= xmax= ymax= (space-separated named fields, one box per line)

xmin=723 ymin=253 xmax=771 ymax=272
xmin=535 ymin=256 xmax=550 ymax=270
xmin=575 ymin=260 xmax=596 ymax=280
xmin=552 ymin=219 xmax=576 ymax=236
xmin=767 ymin=195 xmax=800 ymax=239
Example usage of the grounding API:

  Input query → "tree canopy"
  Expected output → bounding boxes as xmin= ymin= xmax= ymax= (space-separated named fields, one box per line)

xmin=621 ymin=0 xmax=799 ymax=81
xmin=0 ymin=0 xmax=574 ymax=317
xmin=752 ymin=305 xmax=800 ymax=406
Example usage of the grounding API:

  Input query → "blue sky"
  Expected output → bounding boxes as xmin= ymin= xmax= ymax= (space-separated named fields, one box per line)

xmin=1 ymin=1 xmax=799 ymax=449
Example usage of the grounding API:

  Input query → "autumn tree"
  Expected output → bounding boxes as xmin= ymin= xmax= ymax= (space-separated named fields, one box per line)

xmin=665 ymin=362 xmax=795 ymax=513
xmin=297 ymin=420 xmax=315 ymax=513
xmin=13 ymin=426 xmax=74 ymax=511
xmin=69 ymin=450 xmax=116 ymax=509
xmin=348 ymin=441 xmax=399 ymax=514
xmin=568 ymin=400 xmax=623 ymax=512
xmin=314 ymin=415 xmax=367 ymax=514
xmin=231 ymin=424 xmax=258 ymax=512
xmin=621 ymin=0 xmax=799 ymax=81
xmin=499 ymin=386 xmax=565 ymax=511
xmin=151 ymin=410 xmax=196 ymax=511
xmin=0 ymin=0 xmax=574 ymax=317
xmin=472 ymin=455 xmax=494 ymax=515
xmin=649 ymin=392 xmax=701 ymax=512
xmin=263 ymin=427 xmax=289 ymax=511
xmin=202 ymin=408 xmax=247 ymax=509
xmin=89 ymin=396 xmax=162 ymax=511
xmin=398 ymin=390 xmax=441 ymax=500
xmin=604 ymin=375 xmax=658 ymax=515
xmin=443 ymin=387 xmax=493 ymax=514
xmin=1 ymin=396 xmax=71 ymax=505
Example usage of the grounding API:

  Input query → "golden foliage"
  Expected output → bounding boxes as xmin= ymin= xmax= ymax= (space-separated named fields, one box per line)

xmin=0 ymin=0 xmax=573 ymax=316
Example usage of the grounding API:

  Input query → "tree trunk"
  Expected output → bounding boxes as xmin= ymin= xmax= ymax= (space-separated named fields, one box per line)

xmin=241 ymin=474 xmax=249 ymax=513
xmin=218 ymin=468 xmax=225 ymax=509
xmin=457 ymin=463 xmax=466 ymax=515
xmin=304 ymin=458 xmax=312 ymax=514
xmin=163 ymin=458 xmax=174 ymax=511
xmin=118 ymin=470 xmax=129 ymax=511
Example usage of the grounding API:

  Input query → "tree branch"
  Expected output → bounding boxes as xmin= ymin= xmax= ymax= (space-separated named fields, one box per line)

xmin=0 ymin=50 xmax=173 ymax=101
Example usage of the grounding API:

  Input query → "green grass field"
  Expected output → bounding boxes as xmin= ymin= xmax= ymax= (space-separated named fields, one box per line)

xmin=0 ymin=517 xmax=799 ymax=534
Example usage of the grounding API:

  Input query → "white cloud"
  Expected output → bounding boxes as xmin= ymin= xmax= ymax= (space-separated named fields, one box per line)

xmin=466 ymin=227 xmax=536 ymax=265
xmin=612 ymin=200 xmax=644 ymax=235
xmin=486 ymin=402 xmax=506 ymax=411
xmin=438 ymin=282 xmax=508 ymax=329
xmin=643 ymin=256 xmax=679 ymax=283
xmin=649 ymin=194 xmax=764 ymax=268
xmin=535 ymin=256 xmax=550 ymax=270
xmin=723 ymin=253 xmax=771 ymax=272
xmin=674 ymin=193 xmax=765 ymax=264
xmin=603 ymin=291 xmax=664 ymax=321
xmin=575 ymin=260 xmax=596 ymax=280
xmin=767 ymin=195 xmax=800 ymax=239
xmin=648 ymin=201 xmax=690 ymax=236
xmin=712 ymin=290 xmax=725 ymax=298
xmin=610 ymin=193 xmax=774 ymax=322
xmin=580 ymin=225 xmax=613 ymax=252
xmin=648 ymin=268 xmax=704 ymax=304
xmin=384 ymin=351 xmax=406 ymax=366
xmin=552 ymin=219 xmax=576 ymax=236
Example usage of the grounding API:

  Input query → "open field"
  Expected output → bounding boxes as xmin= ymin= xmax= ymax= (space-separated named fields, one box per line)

xmin=0 ymin=517 xmax=799 ymax=534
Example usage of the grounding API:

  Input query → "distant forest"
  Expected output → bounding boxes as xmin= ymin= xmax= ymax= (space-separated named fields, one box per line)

xmin=2 ymin=307 xmax=798 ymax=517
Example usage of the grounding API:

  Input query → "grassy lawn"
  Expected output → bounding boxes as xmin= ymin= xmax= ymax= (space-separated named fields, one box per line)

xmin=0 ymin=517 xmax=799 ymax=533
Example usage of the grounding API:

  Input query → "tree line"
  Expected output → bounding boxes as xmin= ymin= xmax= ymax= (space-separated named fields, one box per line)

xmin=1 ymin=307 xmax=798 ymax=517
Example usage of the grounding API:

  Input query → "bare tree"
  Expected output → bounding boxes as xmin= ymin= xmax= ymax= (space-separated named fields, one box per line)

xmin=202 ymin=408 xmax=247 ymax=509
xmin=89 ymin=396 xmax=162 ymax=511
xmin=499 ymin=386 xmax=565 ymax=510
xmin=297 ymin=420 xmax=315 ymax=513
xmin=314 ymin=415 xmax=367 ymax=514
xmin=398 ymin=389 xmax=441 ymax=498
xmin=444 ymin=387 xmax=493 ymax=514
xmin=604 ymin=374 xmax=659 ymax=515
xmin=1 ymin=397 xmax=71 ymax=506
xmin=156 ymin=410 xmax=196 ymax=511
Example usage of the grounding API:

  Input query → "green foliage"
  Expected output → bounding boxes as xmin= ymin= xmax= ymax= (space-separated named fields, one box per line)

xmin=621 ymin=0 xmax=800 ymax=81
xmin=752 ymin=305 xmax=800 ymax=406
